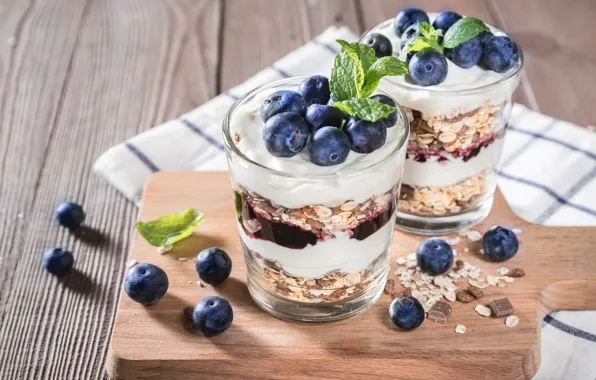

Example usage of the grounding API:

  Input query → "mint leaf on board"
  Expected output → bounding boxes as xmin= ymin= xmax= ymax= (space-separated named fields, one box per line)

xmin=334 ymin=98 xmax=396 ymax=123
xmin=360 ymin=57 xmax=409 ymax=98
xmin=407 ymin=22 xmax=443 ymax=54
xmin=336 ymin=40 xmax=377 ymax=73
xmin=443 ymin=17 xmax=490 ymax=49
xmin=330 ymin=47 xmax=364 ymax=101
xmin=136 ymin=208 xmax=205 ymax=247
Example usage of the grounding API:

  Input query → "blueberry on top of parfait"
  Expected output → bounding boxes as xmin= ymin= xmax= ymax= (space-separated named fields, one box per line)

xmin=262 ymin=112 xmax=308 ymax=157
xmin=445 ymin=35 xmax=483 ymax=68
xmin=408 ymin=49 xmax=448 ymax=87
xmin=298 ymin=75 xmax=331 ymax=106
xmin=393 ymin=7 xmax=429 ymax=37
xmin=260 ymin=90 xmax=306 ymax=122
xmin=482 ymin=36 xmax=520 ymax=73
xmin=344 ymin=117 xmax=387 ymax=154
xmin=308 ymin=126 xmax=351 ymax=166
xmin=304 ymin=104 xmax=344 ymax=133
xmin=370 ymin=94 xmax=398 ymax=128
xmin=365 ymin=33 xmax=393 ymax=58
xmin=432 ymin=11 xmax=462 ymax=33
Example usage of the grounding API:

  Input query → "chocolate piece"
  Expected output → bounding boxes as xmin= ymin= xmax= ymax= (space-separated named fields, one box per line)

xmin=488 ymin=298 xmax=515 ymax=318
xmin=454 ymin=259 xmax=465 ymax=271
xmin=384 ymin=279 xmax=395 ymax=296
xmin=183 ymin=306 xmax=194 ymax=320
xmin=509 ymin=268 xmax=526 ymax=278
xmin=431 ymin=301 xmax=452 ymax=317
xmin=427 ymin=310 xmax=448 ymax=324
xmin=456 ymin=290 xmax=474 ymax=303
xmin=467 ymin=286 xmax=484 ymax=300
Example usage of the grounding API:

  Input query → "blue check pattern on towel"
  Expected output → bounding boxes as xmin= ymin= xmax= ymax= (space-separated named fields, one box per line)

xmin=94 ymin=27 xmax=596 ymax=379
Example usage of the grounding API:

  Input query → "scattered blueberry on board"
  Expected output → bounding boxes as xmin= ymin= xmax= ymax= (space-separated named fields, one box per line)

xmin=298 ymin=75 xmax=331 ymax=106
xmin=416 ymin=238 xmax=454 ymax=275
xmin=345 ymin=117 xmax=387 ymax=154
xmin=365 ymin=33 xmax=393 ymax=58
xmin=262 ymin=112 xmax=309 ymax=157
xmin=482 ymin=226 xmax=519 ymax=262
xmin=308 ymin=126 xmax=351 ymax=166
xmin=260 ymin=90 xmax=306 ymax=122
xmin=370 ymin=94 xmax=397 ymax=128
xmin=55 ymin=201 xmax=85 ymax=230
xmin=304 ymin=104 xmax=344 ymax=133
xmin=482 ymin=36 xmax=520 ymax=73
xmin=195 ymin=247 xmax=232 ymax=286
xmin=389 ymin=296 xmax=425 ymax=330
xmin=42 ymin=248 xmax=74 ymax=278
xmin=393 ymin=7 xmax=429 ymax=37
xmin=408 ymin=50 xmax=448 ymax=87
xmin=124 ymin=263 xmax=169 ymax=306
xmin=432 ymin=11 xmax=462 ymax=33
xmin=444 ymin=36 xmax=483 ymax=69
xmin=192 ymin=296 xmax=234 ymax=336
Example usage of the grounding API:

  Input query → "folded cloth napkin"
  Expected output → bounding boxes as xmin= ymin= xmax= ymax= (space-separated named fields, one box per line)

xmin=94 ymin=27 xmax=596 ymax=379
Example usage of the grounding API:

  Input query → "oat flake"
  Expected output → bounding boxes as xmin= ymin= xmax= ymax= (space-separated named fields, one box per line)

xmin=455 ymin=325 xmax=466 ymax=334
xmin=505 ymin=315 xmax=519 ymax=327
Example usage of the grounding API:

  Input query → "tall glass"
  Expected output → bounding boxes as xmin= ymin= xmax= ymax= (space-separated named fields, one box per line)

xmin=361 ymin=20 xmax=523 ymax=235
xmin=222 ymin=77 xmax=409 ymax=322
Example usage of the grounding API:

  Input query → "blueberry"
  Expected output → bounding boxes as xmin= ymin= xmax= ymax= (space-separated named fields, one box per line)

xmin=192 ymin=296 xmax=233 ymax=337
xmin=124 ymin=263 xmax=169 ymax=306
xmin=365 ymin=33 xmax=393 ymax=58
xmin=195 ymin=247 xmax=232 ymax=286
xmin=344 ymin=118 xmax=387 ymax=154
xmin=416 ymin=238 xmax=454 ymax=275
xmin=370 ymin=94 xmax=397 ymax=128
xmin=393 ymin=7 xmax=429 ymax=37
xmin=482 ymin=36 xmax=519 ymax=73
xmin=478 ymin=30 xmax=494 ymax=45
xmin=399 ymin=23 xmax=421 ymax=51
xmin=389 ymin=296 xmax=425 ymax=330
xmin=432 ymin=11 xmax=462 ymax=33
xmin=42 ymin=248 xmax=74 ymax=278
xmin=305 ymin=104 xmax=344 ymax=133
xmin=55 ymin=201 xmax=85 ymax=230
xmin=260 ymin=90 xmax=306 ymax=122
xmin=482 ymin=226 xmax=519 ymax=262
xmin=308 ymin=127 xmax=351 ymax=166
xmin=408 ymin=49 xmax=448 ymax=86
xmin=262 ymin=112 xmax=308 ymax=157
xmin=298 ymin=76 xmax=330 ymax=107
xmin=445 ymin=36 xmax=483 ymax=68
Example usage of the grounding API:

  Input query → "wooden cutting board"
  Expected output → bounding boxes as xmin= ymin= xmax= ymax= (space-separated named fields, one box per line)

xmin=106 ymin=172 xmax=596 ymax=380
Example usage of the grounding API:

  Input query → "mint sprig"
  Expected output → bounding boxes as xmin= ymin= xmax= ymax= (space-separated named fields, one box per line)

xmin=136 ymin=208 xmax=205 ymax=248
xmin=330 ymin=40 xmax=407 ymax=122
xmin=406 ymin=22 xmax=443 ymax=55
xmin=443 ymin=17 xmax=489 ymax=49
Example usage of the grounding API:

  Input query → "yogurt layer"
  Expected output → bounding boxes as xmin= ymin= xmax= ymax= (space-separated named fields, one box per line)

xmin=229 ymin=87 xmax=407 ymax=209
xmin=403 ymin=137 xmax=504 ymax=187
xmin=370 ymin=14 xmax=520 ymax=117
xmin=238 ymin=219 xmax=395 ymax=278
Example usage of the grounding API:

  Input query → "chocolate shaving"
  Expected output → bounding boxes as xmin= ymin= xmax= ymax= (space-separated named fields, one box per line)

xmin=467 ymin=286 xmax=484 ymax=300
xmin=509 ymin=268 xmax=526 ymax=278
xmin=456 ymin=290 xmax=474 ymax=303
xmin=488 ymin=298 xmax=515 ymax=318
xmin=384 ymin=279 xmax=395 ymax=296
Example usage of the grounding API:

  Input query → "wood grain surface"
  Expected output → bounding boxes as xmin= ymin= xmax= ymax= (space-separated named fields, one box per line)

xmin=0 ymin=1 xmax=594 ymax=379
xmin=106 ymin=172 xmax=596 ymax=380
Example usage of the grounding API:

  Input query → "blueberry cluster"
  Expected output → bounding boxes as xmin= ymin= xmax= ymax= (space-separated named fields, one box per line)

xmin=390 ymin=8 xmax=520 ymax=86
xmin=260 ymin=76 xmax=398 ymax=166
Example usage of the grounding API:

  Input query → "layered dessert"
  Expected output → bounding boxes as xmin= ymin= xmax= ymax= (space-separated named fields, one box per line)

xmin=361 ymin=8 xmax=522 ymax=232
xmin=223 ymin=50 xmax=409 ymax=320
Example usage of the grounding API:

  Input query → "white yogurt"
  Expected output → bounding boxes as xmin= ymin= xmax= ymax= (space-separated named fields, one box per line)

xmin=403 ymin=138 xmax=504 ymax=187
xmin=238 ymin=219 xmax=395 ymax=278
xmin=229 ymin=87 xmax=407 ymax=209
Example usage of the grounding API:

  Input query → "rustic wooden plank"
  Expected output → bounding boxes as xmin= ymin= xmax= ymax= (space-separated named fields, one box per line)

xmin=0 ymin=0 xmax=220 ymax=379
xmin=219 ymin=0 xmax=361 ymax=91
xmin=488 ymin=0 xmax=596 ymax=126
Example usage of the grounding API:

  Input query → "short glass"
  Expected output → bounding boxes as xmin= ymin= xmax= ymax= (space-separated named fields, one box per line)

xmin=222 ymin=77 xmax=409 ymax=322
xmin=361 ymin=20 xmax=523 ymax=235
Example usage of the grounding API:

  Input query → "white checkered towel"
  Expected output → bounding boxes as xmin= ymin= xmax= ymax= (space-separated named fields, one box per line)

xmin=94 ymin=27 xmax=596 ymax=379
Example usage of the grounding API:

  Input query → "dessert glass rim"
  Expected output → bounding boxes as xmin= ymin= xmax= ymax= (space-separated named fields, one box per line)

xmin=222 ymin=76 xmax=410 ymax=180
xmin=360 ymin=19 xmax=525 ymax=94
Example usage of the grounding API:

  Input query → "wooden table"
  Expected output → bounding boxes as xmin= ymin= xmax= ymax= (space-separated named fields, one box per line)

xmin=0 ymin=1 xmax=594 ymax=379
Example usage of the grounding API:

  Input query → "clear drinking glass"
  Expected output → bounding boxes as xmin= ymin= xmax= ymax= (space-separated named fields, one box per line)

xmin=222 ymin=77 xmax=409 ymax=322
xmin=361 ymin=20 xmax=523 ymax=235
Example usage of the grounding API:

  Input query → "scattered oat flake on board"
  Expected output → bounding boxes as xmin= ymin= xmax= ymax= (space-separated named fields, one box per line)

xmin=497 ymin=267 xmax=510 ymax=275
xmin=198 ymin=281 xmax=205 ymax=287
xmin=459 ymin=230 xmax=482 ymax=241
xmin=188 ymin=280 xmax=194 ymax=284
xmin=445 ymin=236 xmax=460 ymax=246
xmin=486 ymin=276 xmax=499 ymax=286
xmin=125 ymin=259 xmax=138 ymax=268
xmin=396 ymin=257 xmax=406 ymax=265
xmin=178 ymin=257 xmax=188 ymax=261
xmin=464 ymin=247 xmax=469 ymax=253
xmin=512 ymin=228 xmax=522 ymax=234
xmin=505 ymin=315 xmax=520 ymax=327
xmin=407 ymin=253 xmax=417 ymax=261
xmin=475 ymin=305 xmax=492 ymax=317
xmin=455 ymin=325 xmax=466 ymax=334
xmin=469 ymin=279 xmax=489 ymax=289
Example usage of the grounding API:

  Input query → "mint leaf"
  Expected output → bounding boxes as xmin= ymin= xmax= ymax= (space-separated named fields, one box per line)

xmin=334 ymin=98 xmax=396 ymax=123
xmin=443 ymin=17 xmax=489 ymax=49
xmin=330 ymin=48 xmax=364 ymax=101
xmin=407 ymin=22 xmax=443 ymax=54
xmin=336 ymin=40 xmax=377 ymax=73
xmin=136 ymin=208 xmax=205 ymax=247
xmin=361 ymin=57 xmax=408 ymax=98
